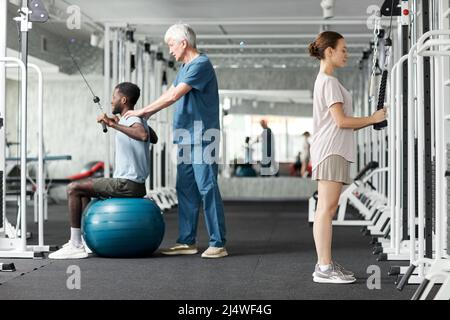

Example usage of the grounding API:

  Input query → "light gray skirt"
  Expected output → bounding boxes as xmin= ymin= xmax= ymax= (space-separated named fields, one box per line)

xmin=312 ymin=154 xmax=352 ymax=185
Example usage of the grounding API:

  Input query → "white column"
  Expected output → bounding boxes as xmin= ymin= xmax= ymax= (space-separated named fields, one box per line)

xmin=103 ymin=24 xmax=111 ymax=177
xmin=112 ymin=29 xmax=118 ymax=88
xmin=0 ymin=0 xmax=7 ymax=232
xmin=440 ymin=0 xmax=449 ymax=255
xmin=19 ymin=0 xmax=28 ymax=252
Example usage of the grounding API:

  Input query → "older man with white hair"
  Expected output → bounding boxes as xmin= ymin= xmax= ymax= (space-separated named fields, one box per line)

xmin=124 ymin=24 xmax=227 ymax=258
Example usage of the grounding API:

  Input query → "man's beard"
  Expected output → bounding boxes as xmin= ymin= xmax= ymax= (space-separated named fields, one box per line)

xmin=112 ymin=104 xmax=121 ymax=115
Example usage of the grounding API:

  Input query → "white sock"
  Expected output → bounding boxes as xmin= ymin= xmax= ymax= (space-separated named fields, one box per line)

xmin=319 ymin=264 xmax=332 ymax=272
xmin=70 ymin=228 xmax=82 ymax=247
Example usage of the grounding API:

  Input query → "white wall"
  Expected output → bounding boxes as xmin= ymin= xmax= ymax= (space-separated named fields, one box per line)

xmin=6 ymin=75 xmax=106 ymax=191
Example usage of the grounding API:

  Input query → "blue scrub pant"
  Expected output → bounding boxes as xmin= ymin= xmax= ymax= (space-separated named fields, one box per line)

xmin=176 ymin=146 xmax=226 ymax=247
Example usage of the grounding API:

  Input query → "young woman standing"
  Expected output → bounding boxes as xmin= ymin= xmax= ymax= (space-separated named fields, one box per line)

xmin=308 ymin=31 xmax=386 ymax=284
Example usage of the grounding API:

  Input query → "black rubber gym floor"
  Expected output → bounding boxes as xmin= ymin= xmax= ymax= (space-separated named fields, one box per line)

xmin=0 ymin=200 xmax=416 ymax=300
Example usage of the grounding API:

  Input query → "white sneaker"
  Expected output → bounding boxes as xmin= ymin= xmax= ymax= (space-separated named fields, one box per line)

xmin=160 ymin=243 xmax=198 ymax=255
xmin=62 ymin=238 xmax=93 ymax=254
xmin=49 ymin=242 xmax=88 ymax=259
xmin=201 ymin=246 xmax=228 ymax=258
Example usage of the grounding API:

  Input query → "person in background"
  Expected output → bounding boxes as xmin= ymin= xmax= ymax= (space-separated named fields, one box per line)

xmin=244 ymin=136 xmax=253 ymax=164
xmin=257 ymin=119 xmax=276 ymax=176
xmin=290 ymin=152 xmax=302 ymax=176
xmin=300 ymin=131 xmax=311 ymax=177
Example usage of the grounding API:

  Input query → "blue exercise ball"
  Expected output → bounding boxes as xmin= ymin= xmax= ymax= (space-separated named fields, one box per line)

xmin=235 ymin=165 xmax=257 ymax=177
xmin=82 ymin=198 xmax=165 ymax=258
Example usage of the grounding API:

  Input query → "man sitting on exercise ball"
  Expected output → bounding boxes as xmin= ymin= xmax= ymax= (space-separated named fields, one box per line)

xmin=49 ymin=82 xmax=158 ymax=259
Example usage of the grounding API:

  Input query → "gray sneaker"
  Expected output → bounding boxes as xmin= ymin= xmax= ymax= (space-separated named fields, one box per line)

xmin=312 ymin=261 xmax=355 ymax=277
xmin=313 ymin=264 xmax=356 ymax=284
xmin=333 ymin=261 xmax=355 ymax=277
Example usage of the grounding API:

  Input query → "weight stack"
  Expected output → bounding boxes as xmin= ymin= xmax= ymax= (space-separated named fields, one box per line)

xmin=432 ymin=158 xmax=436 ymax=234
xmin=0 ymin=170 xmax=2 ymax=229
xmin=447 ymin=144 xmax=450 ymax=250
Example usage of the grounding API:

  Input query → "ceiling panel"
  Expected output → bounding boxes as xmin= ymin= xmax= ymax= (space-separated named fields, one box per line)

xmin=22 ymin=0 xmax=388 ymax=70
xmin=66 ymin=0 xmax=384 ymax=22
xmin=41 ymin=0 xmax=388 ymax=46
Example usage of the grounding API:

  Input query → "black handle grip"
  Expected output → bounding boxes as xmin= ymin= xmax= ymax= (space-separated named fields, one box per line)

xmin=373 ymin=70 xmax=388 ymax=130
xmin=411 ymin=279 xmax=430 ymax=300
xmin=374 ymin=120 xmax=388 ymax=130
xmin=396 ymin=264 xmax=416 ymax=291
xmin=101 ymin=122 xmax=108 ymax=133
xmin=93 ymin=96 xmax=107 ymax=133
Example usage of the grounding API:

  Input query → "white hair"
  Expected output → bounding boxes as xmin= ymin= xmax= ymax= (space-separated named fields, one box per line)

xmin=164 ymin=23 xmax=197 ymax=48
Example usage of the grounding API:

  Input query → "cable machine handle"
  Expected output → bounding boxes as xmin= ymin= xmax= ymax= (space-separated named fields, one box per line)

xmin=93 ymin=96 xmax=108 ymax=133
xmin=373 ymin=37 xmax=392 ymax=131
xmin=373 ymin=69 xmax=388 ymax=130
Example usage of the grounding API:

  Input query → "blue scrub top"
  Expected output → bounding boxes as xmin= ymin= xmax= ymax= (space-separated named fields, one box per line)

xmin=172 ymin=54 xmax=220 ymax=145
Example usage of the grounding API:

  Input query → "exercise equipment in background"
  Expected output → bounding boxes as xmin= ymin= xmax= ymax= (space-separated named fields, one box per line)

xmin=235 ymin=164 xmax=257 ymax=177
xmin=67 ymin=161 xmax=109 ymax=181
xmin=0 ymin=262 xmax=15 ymax=272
